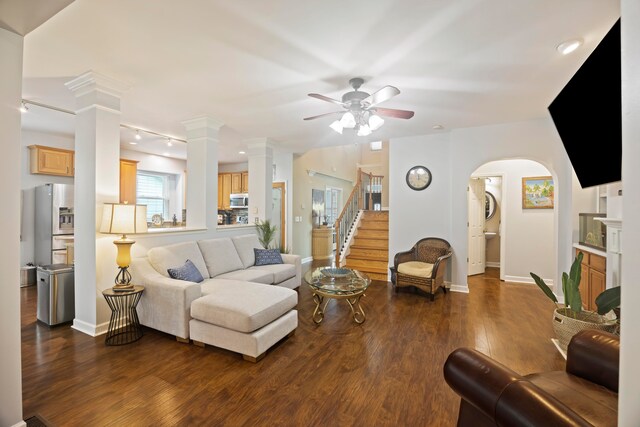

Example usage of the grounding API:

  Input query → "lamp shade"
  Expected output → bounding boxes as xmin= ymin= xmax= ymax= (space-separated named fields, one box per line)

xmin=100 ymin=203 xmax=148 ymax=235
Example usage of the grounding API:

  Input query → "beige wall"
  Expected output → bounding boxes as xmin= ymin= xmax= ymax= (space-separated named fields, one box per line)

xmin=291 ymin=141 xmax=390 ymax=259
xmin=358 ymin=140 xmax=389 ymax=207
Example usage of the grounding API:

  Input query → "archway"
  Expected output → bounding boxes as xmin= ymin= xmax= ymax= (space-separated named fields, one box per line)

xmin=466 ymin=159 xmax=557 ymax=286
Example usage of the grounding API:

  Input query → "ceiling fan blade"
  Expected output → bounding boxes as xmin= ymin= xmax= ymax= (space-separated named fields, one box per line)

xmin=373 ymin=107 xmax=415 ymax=119
xmin=308 ymin=93 xmax=346 ymax=106
xmin=362 ymin=86 xmax=400 ymax=107
xmin=303 ymin=111 xmax=343 ymax=121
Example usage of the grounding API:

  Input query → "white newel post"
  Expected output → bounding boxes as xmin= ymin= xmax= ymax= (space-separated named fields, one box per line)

xmin=65 ymin=71 xmax=129 ymax=336
xmin=183 ymin=117 xmax=222 ymax=230
xmin=247 ymin=138 xmax=273 ymax=225
xmin=0 ymin=27 xmax=25 ymax=427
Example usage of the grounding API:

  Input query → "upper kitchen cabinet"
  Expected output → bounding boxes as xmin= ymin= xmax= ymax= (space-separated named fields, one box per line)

xmin=231 ymin=172 xmax=243 ymax=194
xmin=119 ymin=159 xmax=139 ymax=204
xmin=29 ymin=145 xmax=74 ymax=177
xmin=242 ymin=172 xmax=249 ymax=193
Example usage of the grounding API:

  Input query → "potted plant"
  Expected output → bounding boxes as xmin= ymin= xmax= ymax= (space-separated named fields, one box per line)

xmin=530 ymin=252 xmax=617 ymax=351
xmin=255 ymin=219 xmax=278 ymax=249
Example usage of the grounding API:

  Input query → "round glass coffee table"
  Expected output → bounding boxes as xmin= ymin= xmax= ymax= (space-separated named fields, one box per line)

xmin=304 ymin=267 xmax=371 ymax=324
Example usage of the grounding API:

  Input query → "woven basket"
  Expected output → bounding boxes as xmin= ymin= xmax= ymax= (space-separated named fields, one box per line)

xmin=552 ymin=307 xmax=617 ymax=351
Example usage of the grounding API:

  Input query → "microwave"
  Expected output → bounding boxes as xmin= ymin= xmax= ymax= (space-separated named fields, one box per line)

xmin=230 ymin=193 xmax=248 ymax=208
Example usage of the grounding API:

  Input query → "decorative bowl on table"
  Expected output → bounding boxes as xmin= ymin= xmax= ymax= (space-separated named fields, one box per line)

xmin=320 ymin=268 xmax=351 ymax=278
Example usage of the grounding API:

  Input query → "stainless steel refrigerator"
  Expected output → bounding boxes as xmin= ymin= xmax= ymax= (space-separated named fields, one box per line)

xmin=35 ymin=183 xmax=74 ymax=266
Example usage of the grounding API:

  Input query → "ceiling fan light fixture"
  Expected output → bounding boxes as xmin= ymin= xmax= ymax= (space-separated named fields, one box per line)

xmin=329 ymin=120 xmax=343 ymax=134
xmin=368 ymin=114 xmax=384 ymax=131
xmin=340 ymin=112 xmax=356 ymax=129
xmin=357 ymin=124 xmax=372 ymax=136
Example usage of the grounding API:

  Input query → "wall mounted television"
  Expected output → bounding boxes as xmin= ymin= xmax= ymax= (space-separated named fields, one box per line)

xmin=548 ymin=19 xmax=621 ymax=188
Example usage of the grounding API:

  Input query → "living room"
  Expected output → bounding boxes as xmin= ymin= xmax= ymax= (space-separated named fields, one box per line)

xmin=2 ymin=1 xmax=640 ymax=426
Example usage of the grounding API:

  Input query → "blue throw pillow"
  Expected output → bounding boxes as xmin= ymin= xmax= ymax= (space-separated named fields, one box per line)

xmin=254 ymin=248 xmax=284 ymax=266
xmin=167 ymin=259 xmax=204 ymax=283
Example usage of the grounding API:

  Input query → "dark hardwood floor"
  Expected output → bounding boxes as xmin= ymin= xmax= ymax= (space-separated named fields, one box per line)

xmin=21 ymin=267 xmax=564 ymax=426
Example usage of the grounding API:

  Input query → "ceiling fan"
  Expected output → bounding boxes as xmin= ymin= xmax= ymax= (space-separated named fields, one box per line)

xmin=304 ymin=77 xmax=414 ymax=136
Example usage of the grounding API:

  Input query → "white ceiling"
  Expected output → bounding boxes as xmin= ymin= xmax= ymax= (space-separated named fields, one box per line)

xmin=21 ymin=0 xmax=619 ymax=160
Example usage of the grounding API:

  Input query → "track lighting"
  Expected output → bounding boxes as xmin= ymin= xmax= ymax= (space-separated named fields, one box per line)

xmin=135 ymin=131 xmax=141 ymax=140
xmin=19 ymin=101 xmax=28 ymax=113
xmin=167 ymin=138 xmax=172 ymax=147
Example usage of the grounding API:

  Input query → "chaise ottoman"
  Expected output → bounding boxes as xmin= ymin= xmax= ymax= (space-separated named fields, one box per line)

xmin=189 ymin=280 xmax=298 ymax=362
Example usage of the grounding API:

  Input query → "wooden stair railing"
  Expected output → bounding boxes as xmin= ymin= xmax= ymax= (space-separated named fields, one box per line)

xmin=335 ymin=169 xmax=384 ymax=257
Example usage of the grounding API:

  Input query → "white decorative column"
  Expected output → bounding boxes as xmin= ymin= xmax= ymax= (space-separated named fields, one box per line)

xmin=65 ymin=71 xmax=129 ymax=336
xmin=247 ymin=138 xmax=273 ymax=224
xmin=596 ymin=218 xmax=622 ymax=289
xmin=0 ymin=27 xmax=25 ymax=427
xmin=183 ymin=117 xmax=223 ymax=230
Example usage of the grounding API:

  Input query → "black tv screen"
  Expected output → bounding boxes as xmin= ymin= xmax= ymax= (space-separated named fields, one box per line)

xmin=548 ymin=19 xmax=621 ymax=188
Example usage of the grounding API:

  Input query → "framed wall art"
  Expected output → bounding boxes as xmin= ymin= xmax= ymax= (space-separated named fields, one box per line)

xmin=522 ymin=176 xmax=554 ymax=209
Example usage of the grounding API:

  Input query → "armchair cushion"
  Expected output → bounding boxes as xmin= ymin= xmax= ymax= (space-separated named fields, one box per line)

xmin=397 ymin=261 xmax=433 ymax=278
xmin=167 ymin=259 xmax=205 ymax=283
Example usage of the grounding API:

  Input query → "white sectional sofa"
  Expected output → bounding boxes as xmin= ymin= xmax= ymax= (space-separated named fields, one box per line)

xmin=129 ymin=234 xmax=301 ymax=361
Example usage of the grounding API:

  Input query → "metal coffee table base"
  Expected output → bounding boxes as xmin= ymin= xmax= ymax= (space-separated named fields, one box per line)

xmin=312 ymin=291 xmax=366 ymax=324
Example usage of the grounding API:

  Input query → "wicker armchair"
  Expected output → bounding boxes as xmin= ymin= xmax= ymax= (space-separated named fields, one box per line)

xmin=393 ymin=237 xmax=452 ymax=301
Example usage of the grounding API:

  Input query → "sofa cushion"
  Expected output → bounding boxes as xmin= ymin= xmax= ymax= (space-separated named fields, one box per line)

xmin=197 ymin=238 xmax=244 ymax=278
xmin=249 ymin=264 xmax=296 ymax=284
xmin=232 ymin=234 xmax=263 ymax=268
xmin=254 ymin=248 xmax=284 ymax=266
xmin=214 ymin=269 xmax=273 ymax=285
xmin=147 ymin=241 xmax=209 ymax=279
xmin=167 ymin=259 xmax=204 ymax=283
xmin=191 ymin=280 xmax=298 ymax=333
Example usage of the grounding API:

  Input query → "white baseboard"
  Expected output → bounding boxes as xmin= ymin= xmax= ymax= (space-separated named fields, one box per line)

xmin=504 ymin=275 xmax=553 ymax=286
xmin=11 ymin=421 xmax=27 ymax=427
xmin=72 ymin=319 xmax=109 ymax=337
xmin=449 ymin=283 xmax=469 ymax=293
xmin=301 ymin=256 xmax=313 ymax=265
xmin=486 ymin=262 xmax=500 ymax=268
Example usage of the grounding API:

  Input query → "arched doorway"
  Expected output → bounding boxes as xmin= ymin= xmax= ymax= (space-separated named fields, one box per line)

xmin=467 ymin=159 xmax=556 ymax=286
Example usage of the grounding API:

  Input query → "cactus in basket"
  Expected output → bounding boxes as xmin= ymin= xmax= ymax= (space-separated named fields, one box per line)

xmin=530 ymin=252 xmax=583 ymax=317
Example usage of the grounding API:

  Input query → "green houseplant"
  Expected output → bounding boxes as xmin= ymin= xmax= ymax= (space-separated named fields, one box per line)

xmin=255 ymin=219 xmax=278 ymax=249
xmin=530 ymin=252 xmax=617 ymax=351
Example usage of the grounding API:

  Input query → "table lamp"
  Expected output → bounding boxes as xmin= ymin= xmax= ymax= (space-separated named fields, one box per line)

xmin=100 ymin=203 xmax=147 ymax=291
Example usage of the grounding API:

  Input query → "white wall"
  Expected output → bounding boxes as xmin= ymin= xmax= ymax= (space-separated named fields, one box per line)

xmin=389 ymin=117 xmax=575 ymax=293
xmin=20 ymin=130 xmax=75 ymax=265
xmin=620 ymin=0 xmax=640 ymax=423
xmin=389 ymin=133 xmax=452 ymax=265
xmin=218 ymin=162 xmax=247 ymax=173
xmin=0 ymin=26 xmax=25 ymax=427
xmin=474 ymin=160 xmax=555 ymax=283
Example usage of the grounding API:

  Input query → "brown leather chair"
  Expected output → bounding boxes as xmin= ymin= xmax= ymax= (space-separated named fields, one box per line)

xmin=443 ymin=329 xmax=619 ymax=426
xmin=393 ymin=237 xmax=452 ymax=301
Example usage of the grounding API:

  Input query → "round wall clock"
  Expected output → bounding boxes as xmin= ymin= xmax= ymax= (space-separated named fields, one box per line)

xmin=406 ymin=165 xmax=432 ymax=191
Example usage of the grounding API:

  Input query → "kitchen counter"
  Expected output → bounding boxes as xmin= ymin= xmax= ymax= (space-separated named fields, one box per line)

xmin=217 ymin=223 xmax=255 ymax=230
xmin=572 ymin=243 xmax=606 ymax=258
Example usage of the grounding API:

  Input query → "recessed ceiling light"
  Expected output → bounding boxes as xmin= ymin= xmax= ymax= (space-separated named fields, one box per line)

xmin=433 ymin=124 xmax=444 ymax=130
xmin=129 ymin=141 xmax=137 ymax=145
xmin=238 ymin=151 xmax=246 ymax=155
xmin=557 ymin=39 xmax=583 ymax=55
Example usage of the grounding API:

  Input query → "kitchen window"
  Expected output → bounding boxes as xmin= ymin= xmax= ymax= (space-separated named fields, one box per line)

xmin=136 ymin=171 xmax=176 ymax=222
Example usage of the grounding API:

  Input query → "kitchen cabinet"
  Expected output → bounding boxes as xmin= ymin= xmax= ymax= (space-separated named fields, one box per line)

xmin=119 ymin=159 xmax=139 ymax=204
xmin=575 ymin=248 xmax=607 ymax=311
xmin=218 ymin=173 xmax=232 ymax=210
xmin=218 ymin=174 xmax=223 ymax=209
xmin=231 ymin=173 xmax=243 ymax=194
xmin=29 ymin=145 xmax=74 ymax=177
xmin=242 ymin=172 xmax=249 ymax=193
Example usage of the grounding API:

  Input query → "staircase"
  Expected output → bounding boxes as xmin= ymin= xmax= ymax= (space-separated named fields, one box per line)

xmin=345 ymin=211 xmax=389 ymax=281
